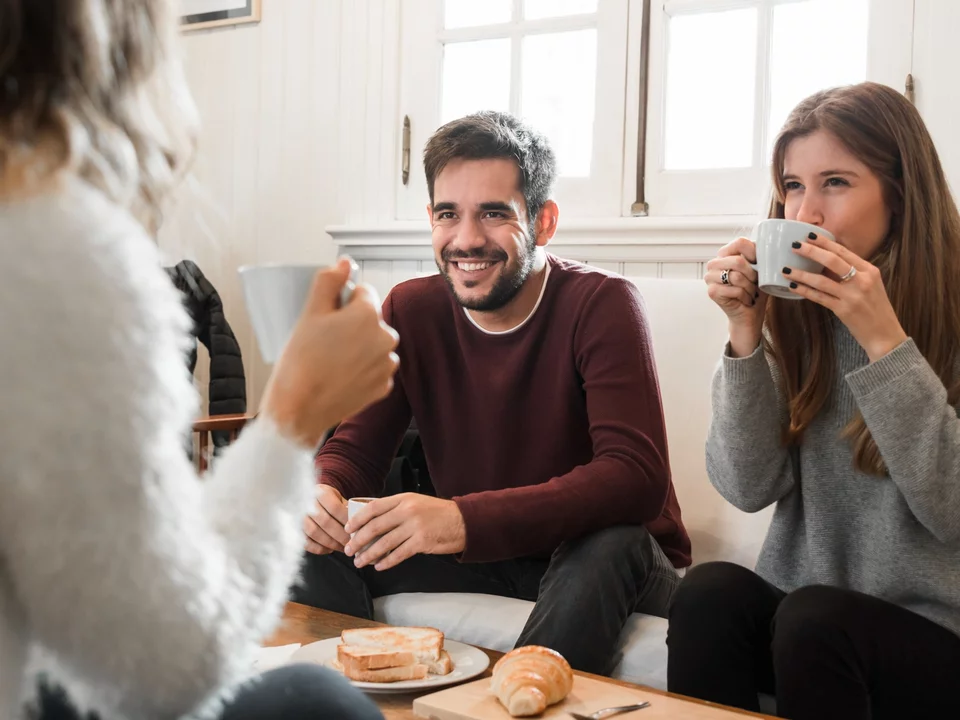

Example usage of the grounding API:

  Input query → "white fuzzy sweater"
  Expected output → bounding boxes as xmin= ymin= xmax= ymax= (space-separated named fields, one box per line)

xmin=0 ymin=179 xmax=315 ymax=719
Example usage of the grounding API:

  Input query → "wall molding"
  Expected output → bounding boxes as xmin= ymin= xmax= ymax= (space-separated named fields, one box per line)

xmin=331 ymin=242 xmax=725 ymax=263
xmin=328 ymin=216 xmax=755 ymax=273
xmin=327 ymin=214 xmax=757 ymax=247
xmin=326 ymin=216 xmax=754 ymax=296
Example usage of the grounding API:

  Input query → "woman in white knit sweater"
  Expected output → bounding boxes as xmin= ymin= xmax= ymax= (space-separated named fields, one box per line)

xmin=0 ymin=1 xmax=399 ymax=719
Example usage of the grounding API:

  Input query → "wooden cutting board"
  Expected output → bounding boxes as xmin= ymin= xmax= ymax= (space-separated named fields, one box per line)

xmin=413 ymin=675 xmax=753 ymax=719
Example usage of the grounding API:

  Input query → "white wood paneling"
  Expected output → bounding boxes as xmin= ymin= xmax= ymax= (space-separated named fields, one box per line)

xmin=624 ymin=262 xmax=660 ymax=278
xmin=587 ymin=261 xmax=623 ymax=274
xmin=661 ymin=262 xmax=701 ymax=279
xmin=391 ymin=260 xmax=421 ymax=286
xmin=361 ymin=260 xmax=395 ymax=300
xmin=341 ymin=253 xmax=706 ymax=297
xmin=159 ymin=1 xmax=348 ymax=410
xmin=913 ymin=0 xmax=960 ymax=195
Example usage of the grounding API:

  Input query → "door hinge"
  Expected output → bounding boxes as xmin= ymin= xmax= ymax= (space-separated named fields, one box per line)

xmin=905 ymin=73 xmax=915 ymax=105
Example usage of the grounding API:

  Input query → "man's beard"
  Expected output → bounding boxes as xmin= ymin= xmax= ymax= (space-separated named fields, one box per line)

xmin=437 ymin=239 xmax=537 ymax=312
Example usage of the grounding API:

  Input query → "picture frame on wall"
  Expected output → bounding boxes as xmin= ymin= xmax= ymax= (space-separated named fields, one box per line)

xmin=181 ymin=0 xmax=262 ymax=32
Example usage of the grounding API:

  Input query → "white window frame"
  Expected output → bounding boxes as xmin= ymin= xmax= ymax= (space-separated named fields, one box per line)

xmin=396 ymin=0 xmax=631 ymax=222
xmin=643 ymin=0 xmax=915 ymax=217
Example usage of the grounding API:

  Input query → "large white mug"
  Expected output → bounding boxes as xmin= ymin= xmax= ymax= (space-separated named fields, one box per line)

xmin=750 ymin=219 xmax=833 ymax=300
xmin=238 ymin=260 xmax=358 ymax=363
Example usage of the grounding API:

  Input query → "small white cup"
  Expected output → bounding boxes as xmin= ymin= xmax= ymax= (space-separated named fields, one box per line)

xmin=347 ymin=497 xmax=379 ymax=555
xmin=347 ymin=497 xmax=376 ymax=522
xmin=750 ymin=219 xmax=834 ymax=300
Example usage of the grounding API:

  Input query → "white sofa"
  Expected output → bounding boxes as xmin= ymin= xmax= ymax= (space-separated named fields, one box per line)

xmin=372 ymin=277 xmax=774 ymax=690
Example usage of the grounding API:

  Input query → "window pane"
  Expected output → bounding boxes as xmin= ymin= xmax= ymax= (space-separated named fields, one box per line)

xmin=441 ymin=39 xmax=511 ymax=124
xmin=444 ymin=0 xmax=512 ymax=29
xmin=664 ymin=9 xmax=758 ymax=170
xmin=768 ymin=0 xmax=868 ymax=153
xmin=521 ymin=29 xmax=597 ymax=177
xmin=524 ymin=0 xmax=597 ymax=20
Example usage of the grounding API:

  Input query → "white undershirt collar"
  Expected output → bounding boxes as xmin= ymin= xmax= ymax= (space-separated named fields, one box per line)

xmin=462 ymin=260 xmax=552 ymax=336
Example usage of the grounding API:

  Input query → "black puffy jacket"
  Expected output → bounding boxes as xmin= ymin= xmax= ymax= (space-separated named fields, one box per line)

xmin=164 ymin=260 xmax=246 ymax=448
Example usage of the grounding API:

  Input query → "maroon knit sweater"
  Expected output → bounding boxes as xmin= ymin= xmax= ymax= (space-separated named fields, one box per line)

xmin=317 ymin=255 xmax=691 ymax=567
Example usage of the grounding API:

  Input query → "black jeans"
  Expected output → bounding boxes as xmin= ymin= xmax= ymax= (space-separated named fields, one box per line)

xmin=33 ymin=664 xmax=383 ymax=720
xmin=292 ymin=525 xmax=679 ymax=676
xmin=666 ymin=561 xmax=960 ymax=720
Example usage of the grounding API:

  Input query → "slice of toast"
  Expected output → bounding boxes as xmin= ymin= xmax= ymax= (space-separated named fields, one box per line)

xmin=424 ymin=649 xmax=454 ymax=676
xmin=341 ymin=662 xmax=429 ymax=683
xmin=337 ymin=644 xmax=416 ymax=672
xmin=340 ymin=626 xmax=444 ymax=661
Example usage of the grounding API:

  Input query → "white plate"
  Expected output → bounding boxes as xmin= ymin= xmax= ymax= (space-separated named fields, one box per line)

xmin=289 ymin=637 xmax=491 ymax=694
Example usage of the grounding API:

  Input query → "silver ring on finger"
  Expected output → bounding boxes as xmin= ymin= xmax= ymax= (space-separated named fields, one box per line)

xmin=720 ymin=269 xmax=731 ymax=285
xmin=839 ymin=265 xmax=857 ymax=283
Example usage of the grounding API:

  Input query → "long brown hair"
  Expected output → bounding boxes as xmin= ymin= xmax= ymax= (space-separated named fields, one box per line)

xmin=0 ymin=0 xmax=197 ymax=232
xmin=765 ymin=82 xmax=960 ymax=475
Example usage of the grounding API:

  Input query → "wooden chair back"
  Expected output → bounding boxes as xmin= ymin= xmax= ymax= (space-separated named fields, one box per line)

xmin=191 ymin=414 xmax=253 ymax=473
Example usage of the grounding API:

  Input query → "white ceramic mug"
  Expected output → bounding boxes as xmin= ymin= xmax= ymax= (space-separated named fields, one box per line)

xmin=238 ymin=260 xmax=358 ymax=363
xmin=750 ymin=219 xmax=833 ymax=300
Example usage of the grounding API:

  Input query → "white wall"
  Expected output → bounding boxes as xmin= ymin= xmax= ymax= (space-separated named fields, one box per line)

xmin=159 ymin=0 xmax=345 ymax=410
xmin=161 ymin=0 xmax=960 ymax=413
xmin=913 ymin=0 xmax=960 ymax=197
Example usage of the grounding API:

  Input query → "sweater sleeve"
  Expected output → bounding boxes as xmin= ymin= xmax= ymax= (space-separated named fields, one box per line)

xmin=453 ymin=278 xmax=672 ymax=561
xmin=316 ymin=291 xmax=413 ymax=499
xmin=846 ymin=338 xmax=960 ymax=544
xmin=704 ymin=340 xmax=795 ymax=513
xmin=0 ymin=200 xmax=314 ymax=720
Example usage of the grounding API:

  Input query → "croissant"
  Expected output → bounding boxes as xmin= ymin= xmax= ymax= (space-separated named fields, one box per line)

xmin=490 ymin=645 xmax=574 ymax=717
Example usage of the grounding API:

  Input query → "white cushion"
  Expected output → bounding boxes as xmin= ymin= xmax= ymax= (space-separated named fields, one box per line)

xmin=627 ymin=277 xmax=773 ymax=568
xmin=373 ymin=593 xmax=669 ymax=689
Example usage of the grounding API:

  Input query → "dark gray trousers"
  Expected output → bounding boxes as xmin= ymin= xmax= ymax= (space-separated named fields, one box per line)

xmin=291 ymin=525 xmax=680 ymax=676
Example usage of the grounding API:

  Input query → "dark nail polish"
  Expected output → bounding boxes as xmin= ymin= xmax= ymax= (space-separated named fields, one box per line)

xmin=791 ymin=241 xmax=802 ymax=249
xmin=782 ymin=266 xmax=792 ymax=275
xmin=808 ymin=232 xmax=817 ymax=240
xmin=789 ymin=282 xmax=798 ymax=289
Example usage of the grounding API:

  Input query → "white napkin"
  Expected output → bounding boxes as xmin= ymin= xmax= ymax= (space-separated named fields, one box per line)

xmin=252 ymin=643 xmax=301 ymax=672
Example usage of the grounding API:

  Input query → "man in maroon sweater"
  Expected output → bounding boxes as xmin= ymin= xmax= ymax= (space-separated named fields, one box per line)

xmin=294 ymin=111 xmax=691 ymax=675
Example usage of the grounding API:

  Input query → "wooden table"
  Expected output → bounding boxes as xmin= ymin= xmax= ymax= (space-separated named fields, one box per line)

xmin=266 ymin=603 xmax=777 ymax=720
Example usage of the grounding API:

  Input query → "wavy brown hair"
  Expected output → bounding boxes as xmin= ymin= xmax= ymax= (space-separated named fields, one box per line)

xmin=0 ymin=0 xmax=197 ymax=232
xmin=764 ymin=82 xmax=960 ymax=475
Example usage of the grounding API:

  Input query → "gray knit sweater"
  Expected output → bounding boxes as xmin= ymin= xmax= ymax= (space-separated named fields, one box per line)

xmin=706 ymin=317 xmax=960 ymax=637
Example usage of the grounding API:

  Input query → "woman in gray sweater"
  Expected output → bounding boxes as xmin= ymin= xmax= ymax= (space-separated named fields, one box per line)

xmin=667 ymin=83 xmax=960 ymax=719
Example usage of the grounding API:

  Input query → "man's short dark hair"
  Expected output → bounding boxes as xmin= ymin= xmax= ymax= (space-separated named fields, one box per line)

xmin=423 ymin=111 xmax=558 ymax=225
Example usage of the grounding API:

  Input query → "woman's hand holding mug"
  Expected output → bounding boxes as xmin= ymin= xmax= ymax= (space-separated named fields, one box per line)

xmin=260 ymin=257 xmax=400 ymax=449
xmin=705 ymin=237 xmax=766 ymax=358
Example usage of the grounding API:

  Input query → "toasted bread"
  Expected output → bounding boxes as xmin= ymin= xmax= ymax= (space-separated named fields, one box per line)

xmin=341 ymin=662 xmax=429 ymax=683
xmin=337 ymin=644 xmax=417 ymax=672
xmin=340 ymin=626 xmax=444 ymax=661
xmin=424 ymin=649 xmax=454 ymax=676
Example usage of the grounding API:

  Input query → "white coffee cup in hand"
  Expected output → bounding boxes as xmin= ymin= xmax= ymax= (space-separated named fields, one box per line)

xmin=240 ymin=260 xmax=359 ymax=364
xmin=257 ymin=258 xmax=400 ymax=449
xmin=749 ymin=219 xmax=832 ymax=299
